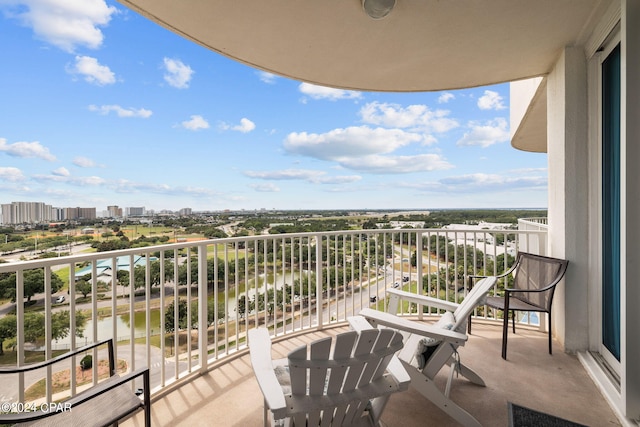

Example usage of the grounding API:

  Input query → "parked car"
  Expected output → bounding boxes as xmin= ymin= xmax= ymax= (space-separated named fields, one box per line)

xmin=402 ymin=276 xmax=410 ymax=282
xmin=55 ymin=295 xmax=65 ymax=303
xmin=392 ymin=281 xmax=400 ymax=288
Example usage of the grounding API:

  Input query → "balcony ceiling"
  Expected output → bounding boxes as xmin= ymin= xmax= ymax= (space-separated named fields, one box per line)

xmin=117 ymin=0 xmax=606 ymax=92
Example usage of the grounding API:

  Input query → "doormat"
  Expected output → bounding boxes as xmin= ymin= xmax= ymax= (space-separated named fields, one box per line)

xmin=508 ymin=402 xmax=587 ymax=427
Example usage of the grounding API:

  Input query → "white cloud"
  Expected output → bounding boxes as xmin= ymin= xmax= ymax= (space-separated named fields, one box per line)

xmin=282 ymin=126 xmax=454 ymax=174
xmin=0 ymin=167 xmax=25 ymax=181
xmin=0 ymin=138 xmax=56 ymax=161
xmin=244 ymin=169 xmax=362 ymax=185
xmin=73 ymin=156 xmax=96 ymax=168
xmin=33 ymin=173 xmax=106 ymax=186
xmin=244 ymin=169 xmax=326 ymax=181
xmin=163 ymin=58 xmax=193 ymax=89
xmin=284 ymin=126 xmax=425 ymax=161
xmin=405 ymin=172 xmax=547 ymax=194
xmin=438 ymin=92 xmax=455 ymax=103
xmin=457 ymin=118 xmax=510 ymax=148
xmin=69 ymin=55 xmax=115 ymax=85
xmin=52 ymin=167 xmax=70 ymax=177
xmin=181 ymin=115 xmax=210 ymax=131
xmin=299 ymin=82 xmax=362 ymax=101
xmin=220 ymin=118 xmax=256 ymax=133
xmin=249 ymin=183 xmax=280 ymax=192
xmin=440 ymin=173 xmax=547 ymax=191
xmin=338 ymin=154 xmax=453 ymax=174
xmin=257 ymin=71 xmax=277 ymax=84
xmin=88 ymin=104 xmax=152 ymax=118
xmin=359 ymin=102 xmax=458 ymax=134
xmin=113 ymin=179 xmax=217 ymax=196
xmin=477 ymin=90 xmax=506 ymax=110
xmin=314 ymin=175 xmax=362 ymax=184
xmin=1 ymin=0 xmax=117 ymax=52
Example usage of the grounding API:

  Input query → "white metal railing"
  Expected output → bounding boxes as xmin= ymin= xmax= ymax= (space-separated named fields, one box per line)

xmin=517 ymin=217 xmax=548 ymax=255
xmin=0 ymin=227 xmax=547 ymax=406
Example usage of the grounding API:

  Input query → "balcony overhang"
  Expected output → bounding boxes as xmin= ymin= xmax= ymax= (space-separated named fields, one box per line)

xmin=116 ymin=0 xmax=608 ymax=92
xmin=510 ymin=77 xmax=548 ymax=153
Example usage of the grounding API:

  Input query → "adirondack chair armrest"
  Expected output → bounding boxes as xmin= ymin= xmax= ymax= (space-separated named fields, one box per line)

xmin=386 ymin=288 xmax=459 ymax=313
xmin=248 ymin=328 xmax=287 ymax=418
xmin=468 ymin=267 xmax=515 ymax=282
xmin=359 ymin=308 xmax=468 ymax=345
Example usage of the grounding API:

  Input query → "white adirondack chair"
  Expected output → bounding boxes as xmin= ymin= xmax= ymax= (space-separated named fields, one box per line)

xmin=248 ymin=327 xmax=410 ymax=426
xmin=357 ymin=276 xmax=497 ymax=427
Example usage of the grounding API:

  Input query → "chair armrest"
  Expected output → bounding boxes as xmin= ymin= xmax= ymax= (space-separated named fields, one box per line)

xmin=0 ymin=339 xmax=114 ymax=375
xmin=359 ymin=308 xmax=468 ymax=345
xmin=386 ymin=288 xmax=459 ymax=313
xmin=248 ymin=328 xmax=287 ymax=419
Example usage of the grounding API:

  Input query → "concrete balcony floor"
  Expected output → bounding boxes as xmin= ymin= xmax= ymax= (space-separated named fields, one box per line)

xmin=122 ymin=321 xmax=621 ymax=427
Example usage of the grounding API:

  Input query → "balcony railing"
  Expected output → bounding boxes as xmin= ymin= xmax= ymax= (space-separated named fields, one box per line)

xmin=0 ymin=227 xmax=547 ymax=408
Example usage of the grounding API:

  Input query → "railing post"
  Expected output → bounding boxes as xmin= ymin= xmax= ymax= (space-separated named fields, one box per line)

xmin=315 ymin=234 xmax=323 ymax=330
xmin=16 ymin=270 xmax=24 ymax=402
xmin=416 ymin=231 xmax=424 ymax=321
xmin=198 ymin=244 xmax=208 ymax=373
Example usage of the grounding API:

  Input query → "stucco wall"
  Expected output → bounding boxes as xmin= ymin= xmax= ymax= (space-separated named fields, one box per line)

xmin=546 ymin=47 xmax=590 ymax=352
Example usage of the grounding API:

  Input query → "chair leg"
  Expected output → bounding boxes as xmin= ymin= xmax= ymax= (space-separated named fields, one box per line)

xmin=548 ymin=312 xmax=553 ymax=354
xmin=502 ymin=311 xmax=509 ymax=360
xmin=511 ymin=310 xmax=516 ymax=333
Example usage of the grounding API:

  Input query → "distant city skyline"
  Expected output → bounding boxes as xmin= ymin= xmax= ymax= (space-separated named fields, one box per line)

xmin=0 ymin=1 xmax=548 ymax=211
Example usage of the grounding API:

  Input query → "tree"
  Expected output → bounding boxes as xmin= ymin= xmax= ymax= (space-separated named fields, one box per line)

xmin=15 ymin=310 xmax=87 ymax=345
xmin=164 ymin=299 xmax=194 ymax=333
xmin=0 ymin=315 xmax=17 ymax=355
xmin=1 ymin=269 xmax=63 ymax=303
xmin=164 ymin=298 xmax=225 ymax=333
xmin=237 ymin=295 xmax=247 ymax=318
xmin=76 ymin=279 xmax=93 ymax=298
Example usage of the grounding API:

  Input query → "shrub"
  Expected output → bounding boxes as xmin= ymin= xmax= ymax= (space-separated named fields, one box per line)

xmin=80 ymin=354 xmax=92 ymax=370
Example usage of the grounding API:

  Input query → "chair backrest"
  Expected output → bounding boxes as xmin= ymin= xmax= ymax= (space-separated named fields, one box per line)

xmin=511 ymin=252 xmax=569 ymax=310
xmin=452 ymin=276 xmax=497 ymax=332
xmin=285 ymin=328 xmax=403 ymax=426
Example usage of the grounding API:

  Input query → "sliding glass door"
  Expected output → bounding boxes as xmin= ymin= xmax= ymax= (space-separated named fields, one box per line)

xmin=601 ymin=41 xmax=621 ymax=363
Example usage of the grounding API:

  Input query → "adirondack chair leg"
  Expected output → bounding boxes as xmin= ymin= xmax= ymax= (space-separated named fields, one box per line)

xmin=444 ymin=363 xmax=456 ymax=398
xmin=445 ymin=360 xmax=486 ymax=387
xmin=405 ymin=363 xmax=482 ymax=427
xmin=263 ymin=398 xmax=268 ymax=427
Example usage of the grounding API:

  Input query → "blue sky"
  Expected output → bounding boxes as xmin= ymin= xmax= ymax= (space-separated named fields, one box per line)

xmin=0 ymin=0 xmax=548 ymax=212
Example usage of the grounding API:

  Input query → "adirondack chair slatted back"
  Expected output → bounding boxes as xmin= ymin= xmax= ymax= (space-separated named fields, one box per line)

xmin=286 ymin=328 xmax=403 ymax=426
xmin=451 ymin=276 xmax=497 ymax=332
xmin=511 ymin=253 xmax=568 ymax=311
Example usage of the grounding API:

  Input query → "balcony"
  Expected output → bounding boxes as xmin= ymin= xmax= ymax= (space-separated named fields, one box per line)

xmin=121 ymin=322 xmax=619 ymax=426
xmin=0 ymin=226 xmax=621 ymax=425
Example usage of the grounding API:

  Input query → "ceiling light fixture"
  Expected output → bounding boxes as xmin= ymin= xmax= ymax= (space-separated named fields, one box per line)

xmin=362 ymin=0 xmax=396 ymax=19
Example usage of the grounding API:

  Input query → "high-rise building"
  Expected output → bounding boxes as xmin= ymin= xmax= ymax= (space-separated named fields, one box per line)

xmin=107 ymin=205 xmax=123 ymax=218
xmin=64 ymin=207 xmax=97 ymax=220
xmin=125 ymin=207 xmax=145 ymax=217
xmin=0 ymin=201 xmax=53 ymax=225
